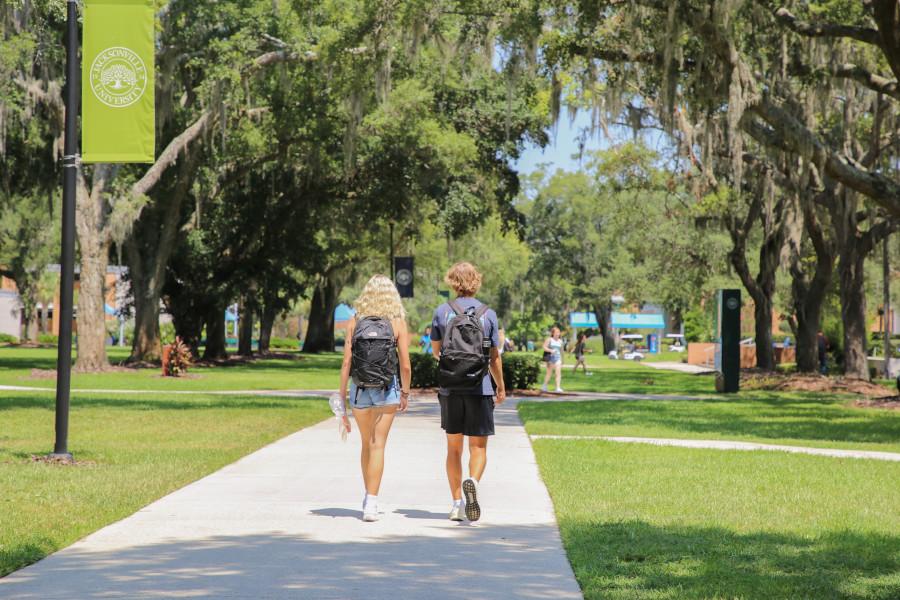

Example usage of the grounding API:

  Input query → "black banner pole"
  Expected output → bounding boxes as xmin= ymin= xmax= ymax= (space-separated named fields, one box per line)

xmin=52 ymin=0 xmax=80 ymax=460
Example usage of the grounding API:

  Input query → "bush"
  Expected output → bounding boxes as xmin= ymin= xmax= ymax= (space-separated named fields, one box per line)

xmin=411 ymin=352 xmax=439 ymax=388
xmin=164 ymin=337 xmax=192 ymax=377
xmin=270 ymin=336 xmax=299 ymax=349
xmin=501 ymin=352 xmax=541 ymax=390
xmin=410 ymin=351 xmax=540 ymax=390
xmin=38 ymin=333 xmax=58 ymax=345
xmin=0 ymin=333 xmax=19 ymax=344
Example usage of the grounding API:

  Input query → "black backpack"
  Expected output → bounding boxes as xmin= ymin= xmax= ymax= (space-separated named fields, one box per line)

xmin=351 ymin=316 xmax=398 ymax=390
xmin=438 ymin=300 xmax=491 ymax=391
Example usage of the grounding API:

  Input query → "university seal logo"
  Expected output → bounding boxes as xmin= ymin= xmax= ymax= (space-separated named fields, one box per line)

xmin=89 ymin=47 xmax=148 ymax=108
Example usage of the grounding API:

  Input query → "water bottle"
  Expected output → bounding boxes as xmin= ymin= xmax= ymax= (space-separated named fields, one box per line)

xmin=329 ymin=393 xmax=349 ymax=442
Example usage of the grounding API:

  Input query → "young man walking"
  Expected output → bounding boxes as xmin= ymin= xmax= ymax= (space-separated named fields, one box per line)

xmin=431 ymin=262 xmax=506 ymax=522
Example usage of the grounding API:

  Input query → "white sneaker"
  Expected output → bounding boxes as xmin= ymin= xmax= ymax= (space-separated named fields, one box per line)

xmin=362 ymin=499 xmax=379 ymax=522
xmin=449 ymin=502 xmax=464 ymax=521
xmin=555 ymin=387 xmax=564 ymax=393
xmin=462 ymin=478 xmax=481 ymax=522
xmin=541 ymin=384 xmax=548 ymax=392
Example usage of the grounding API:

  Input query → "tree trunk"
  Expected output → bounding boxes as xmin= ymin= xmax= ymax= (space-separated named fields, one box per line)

xmin=789 ymin=197 xmax=835 ymax=373
xmin=203 ymin=304 xmax=227 ymax=360
xmin=74 ymin=242 xmax=110 ymax=371
xmin=129 ymin=279 xmax=162 ymax=363
xmin=74 ymin=171 xmax=110 ymax=372
xmin=840 ymin=243 xmax=869 ymax=379
xmin=238 ymin=298 xmax=255 ymax=356
xmin=594 ymin=303 xmax=616 ymax=354
xmin=753 ymin=295 xmax=775 ymax=371
xmin=303 ymin=277 xmax=338 ymax=353
xmin=39 ymin=304 xmax=48 ymax=335
xmin=258 ymin=304 xmax=276 ymax=353
xmin=126 ymin=155 xmax=196 ymax=363
xmin=884 ymin=235 xmax=892 ymax=377
xmin=794 ymin=287 xmax=825 ymax=373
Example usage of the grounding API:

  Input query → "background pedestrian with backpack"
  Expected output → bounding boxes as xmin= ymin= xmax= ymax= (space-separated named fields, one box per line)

xmin=430 ymin=262 xmax=506 ymax=522
xmin=338 ymin=274 xmax=412 ymax=522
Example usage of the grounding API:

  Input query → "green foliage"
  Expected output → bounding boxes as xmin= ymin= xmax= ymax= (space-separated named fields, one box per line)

xmin=683 ymin=306 xmax=714 ymax=343
xmin=410 ymin=351 xmax=539 ymax=390
xmin=269 ymin=337 xmax=299 ymax=350
xmin=410 ymin=352 xmax=439 ymax=389
xmin=0 ymin=333 xmax=19 ymax=344
xmin=501 ymin=352 xmax=541 ymax=390
xmin=506 ymin=312 xmax=554 ymax=347
xmin=37 ymin=333 xmax=58 ymax=345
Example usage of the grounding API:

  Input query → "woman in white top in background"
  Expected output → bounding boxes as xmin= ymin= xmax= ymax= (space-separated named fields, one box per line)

xmin=541 ymin=326 xmax=564 ymax=393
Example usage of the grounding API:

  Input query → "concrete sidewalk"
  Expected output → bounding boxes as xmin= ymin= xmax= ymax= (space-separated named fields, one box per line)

xmin=1 ymin=396 xmax=582 ymax=599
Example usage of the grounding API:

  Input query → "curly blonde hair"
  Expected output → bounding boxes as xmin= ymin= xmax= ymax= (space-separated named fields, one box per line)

xmin=353 ymin=274 xmax=406 ymax=320
xmin=444 ymin=262 xmax=482 ymax=297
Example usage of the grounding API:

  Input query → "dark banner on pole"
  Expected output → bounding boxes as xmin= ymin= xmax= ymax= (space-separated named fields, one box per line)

xmin=394 ymin=257 xmax=414 ymax=298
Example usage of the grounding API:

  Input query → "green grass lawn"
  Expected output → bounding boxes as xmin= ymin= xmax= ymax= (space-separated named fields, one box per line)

xmin=519 ymin=395 xmax=900 ymax=453
xmin=532 ymin=439 xmax=900 ymax=599
xmin=0 ymin=346 xmax=342 ymax=391
xmin=0 ymin=390 xmax=330 ymax=577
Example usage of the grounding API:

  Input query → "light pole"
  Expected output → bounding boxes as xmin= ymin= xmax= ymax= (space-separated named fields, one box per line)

xmin=51 ymin=0 xmax=80 ymax=460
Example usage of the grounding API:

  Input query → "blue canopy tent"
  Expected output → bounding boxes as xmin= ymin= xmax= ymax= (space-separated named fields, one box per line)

xmin=334 ymin=303 xmax=356 ymax=323
xmin=611 ymin=312 xmax=666 ymax=353
xmin=569 ymin=312 xmax=599 ymax=328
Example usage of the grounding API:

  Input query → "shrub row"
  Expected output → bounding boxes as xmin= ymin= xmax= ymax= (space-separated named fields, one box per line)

xmin=409 ymin=352 xmax=540 ymax=390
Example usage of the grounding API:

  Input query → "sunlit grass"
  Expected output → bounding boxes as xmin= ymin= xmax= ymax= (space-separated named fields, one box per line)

xmin=0 ymin=390 xmax=330 ymax=577
xmin=531 ymin=439 xmax=900 ymax=599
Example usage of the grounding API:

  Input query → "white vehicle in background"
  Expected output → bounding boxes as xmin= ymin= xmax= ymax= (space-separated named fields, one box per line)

xmin=620 ymin=334 xmax=645 ymax=361
xmin=666 ymin=333 xmax=686 ymax=352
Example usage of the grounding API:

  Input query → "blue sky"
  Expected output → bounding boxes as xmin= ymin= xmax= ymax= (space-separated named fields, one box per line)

xmin=513 ymin=109 xmax=673 ymax=176
xmin=514 ymin=110 xmax=602 ymax=175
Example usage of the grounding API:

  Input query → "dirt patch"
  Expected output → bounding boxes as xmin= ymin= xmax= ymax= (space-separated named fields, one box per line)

xmin=855 ymin=397 xmax=900 ymax=410
xmin=741 ymin=371 xmax=891 ymax=396
xmin=29 ymin=454 xmax=97 ymax=467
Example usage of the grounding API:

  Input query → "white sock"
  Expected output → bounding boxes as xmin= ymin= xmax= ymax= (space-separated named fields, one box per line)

xmin=365 ymin=494 xmax=377 ymax=506
xmin=453 ymin=499 xmax=463 ymax=507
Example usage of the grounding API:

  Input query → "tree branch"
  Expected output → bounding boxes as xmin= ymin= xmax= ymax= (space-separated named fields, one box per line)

xmin=746 ymin=99 xmax=900 ymax=217
xmin=131 ymin=110 xmax=212 ymax=197
xmin=774 ymin=7 xmax=881 ymax=46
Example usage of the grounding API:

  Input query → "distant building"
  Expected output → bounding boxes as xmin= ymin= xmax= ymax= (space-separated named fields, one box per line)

xmin=0 ymin=266 xmax=130 ymax=341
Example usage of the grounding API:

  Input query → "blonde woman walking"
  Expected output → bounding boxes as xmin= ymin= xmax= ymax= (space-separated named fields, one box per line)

xmin=338 ymin=274 xmax=412 ymax=521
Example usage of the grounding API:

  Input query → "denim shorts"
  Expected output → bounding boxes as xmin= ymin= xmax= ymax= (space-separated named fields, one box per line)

xmin=548 ymin=354 xmax=561 ymax=364
xmin=350 ymin=378 xmax=401 ymax=409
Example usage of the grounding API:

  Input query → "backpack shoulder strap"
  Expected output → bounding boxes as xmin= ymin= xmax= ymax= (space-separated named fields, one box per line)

xmin=474 ymin=304 xmax=490 ymax=319
xmin=448 ymin=299 xmax=466 ymax=316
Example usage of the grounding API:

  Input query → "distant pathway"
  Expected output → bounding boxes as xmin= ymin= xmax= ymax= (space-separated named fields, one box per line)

xmin=530 ymin=435 xmax=900 ymax=462
xmin=643 ymin=361 xmax=715 ymax=374
xmin=1 ymin=394 xmax=582 ymax=599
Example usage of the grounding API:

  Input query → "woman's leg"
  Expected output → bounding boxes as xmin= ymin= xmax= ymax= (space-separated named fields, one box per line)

xmin=555 ymin=362 xmax=562 ymax=389
xmin=543 ymin=363 xmax=553 ymax=387
xmin=354 ymin=408 xmax=377 ymax=493
xmin=360 ymin=406 xmax=397 ymax=495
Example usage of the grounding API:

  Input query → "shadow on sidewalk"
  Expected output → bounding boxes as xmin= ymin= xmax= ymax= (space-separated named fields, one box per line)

xmin=1 ymin=525 xmax=582 ymax=599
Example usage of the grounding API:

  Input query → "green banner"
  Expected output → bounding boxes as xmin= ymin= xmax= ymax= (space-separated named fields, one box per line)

xmin=82 ymin=0 xmax=155 ymax=163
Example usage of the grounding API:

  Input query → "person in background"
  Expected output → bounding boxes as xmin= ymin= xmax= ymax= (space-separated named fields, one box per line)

xmin=541 ymin=327 xmax=565 ymax=393
xmin=420 ymin=326 xmax=433 ymax=354
xmin=572 ymin=332 xmax=591 ymax=376
xmin=817 ymin=331 xmax=829 ymax=374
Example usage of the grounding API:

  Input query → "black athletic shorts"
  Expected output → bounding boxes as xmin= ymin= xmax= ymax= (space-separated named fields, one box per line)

xmin=438 ymin=393 xmax=495 ymax=437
